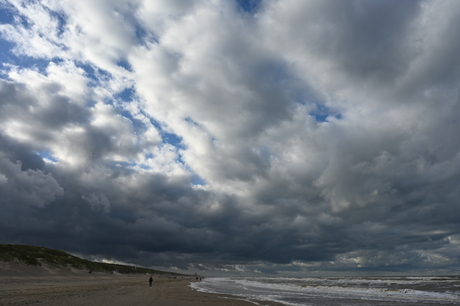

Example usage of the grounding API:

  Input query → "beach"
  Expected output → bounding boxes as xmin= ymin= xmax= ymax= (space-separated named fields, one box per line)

xmin=0 ymin=263 xmax=282 ymax=306
xmin=4 ymin=262 xmax=459 ymax=306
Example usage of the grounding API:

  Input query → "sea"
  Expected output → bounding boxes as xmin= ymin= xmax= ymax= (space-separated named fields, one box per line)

xmin=190 ymin=276 xmax=460 ymax=306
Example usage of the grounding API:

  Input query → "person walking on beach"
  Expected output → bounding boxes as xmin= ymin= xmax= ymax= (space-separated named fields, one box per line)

xmin=149 ymin=276 xmax=153 ymax=287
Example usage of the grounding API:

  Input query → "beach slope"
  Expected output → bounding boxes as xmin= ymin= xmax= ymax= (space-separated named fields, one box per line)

xmin=0 ymin=264 xmax=281 ymax=305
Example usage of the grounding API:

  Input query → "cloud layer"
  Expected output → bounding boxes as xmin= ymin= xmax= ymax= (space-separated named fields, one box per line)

xmin=1 ymin=0 xmax=460 ymax=275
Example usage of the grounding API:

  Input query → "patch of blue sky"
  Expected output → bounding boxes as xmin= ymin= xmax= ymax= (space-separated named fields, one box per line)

xmin=236 ymin=0 xmax=261 ymax=14
xmin=162 ymin=131 xmax=184 ymax=149
xmin=0 ymin=4 xmax=15 ymax=24
xmin=100 ymin=86 xmax=184 ymax=151
xmin=311 ymin=113 xmax=328 ymax=122
xmin=0 ymin=39 xmax=14 ymax=75
xmin=134 ymin=23 xmax=158 ymax=46
xmin=135 ymin=110 xmax=185 ymax=150
xmin=113 ymin=103 xmax=186 ymax=151
xmin=309 ymin=103 xmax=342 ymax=123
xmin=184 ymin=116 xmax=203 ymax=129
xmin=75 ymin=62 xmax=97 ymax=81
xmin=35 ymin=150 xmax=58 ymax=163
xmin=170 ymin=151 xmax=206 ymax=186
xmin=136 ymin=163 xmax=151 ymax=170
xmin=109 ymin=160 xmax=137 ymax=168
xmin=118 ymin=108 xmax=151 ymax=138
xmin=116 ymin=87 xmax=135 ymax=102
xmin=191 ymin=174 xmax=206 ymax=186
xmin=131 ymin=123 xmax=204 ymax=185
xmin=291 ymin=85 xmax=342 ymax=123
xmin=73 ymin=62 xmax=110 ymax=89
xmin=73 ymin=62 xmax=116 ymax=100
xmin=0 ymin=4 xmax=33 ymax=39
xmin=91 ymin=65 xmax=113 ymax=83
xmin=0 ymin=21 xmax=64 ymax=75
xmin=116 ymin=58 xmax=133 ymax=72
xmin=0 ymin=42 xmax=64 ymax=76
xmin=47 ymin=9 xmax=67 ymax=38
xmin=1 ymin=1 xmax=66 ymax=35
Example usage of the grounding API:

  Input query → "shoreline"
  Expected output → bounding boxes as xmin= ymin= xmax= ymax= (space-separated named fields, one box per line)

xmin=0 ymin=268 xmax=283 ymax=306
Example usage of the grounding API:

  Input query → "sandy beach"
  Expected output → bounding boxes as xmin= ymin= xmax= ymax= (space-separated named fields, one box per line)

xmin=0 ymin=263 xmax=282 ymax=306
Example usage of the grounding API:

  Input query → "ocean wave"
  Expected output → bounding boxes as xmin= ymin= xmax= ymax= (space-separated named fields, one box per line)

xmin=191 ymin=276 xmax=460 ymax=305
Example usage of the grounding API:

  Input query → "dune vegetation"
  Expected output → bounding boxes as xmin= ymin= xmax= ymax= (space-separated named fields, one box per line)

xmin=0 ymin=244 xmax=180 ymax=275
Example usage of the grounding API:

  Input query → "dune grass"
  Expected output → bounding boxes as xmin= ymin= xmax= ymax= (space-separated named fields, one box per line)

xmin=0 ymin=244 xmax=180 ymax=275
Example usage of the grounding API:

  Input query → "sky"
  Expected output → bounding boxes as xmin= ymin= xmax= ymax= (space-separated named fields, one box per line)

xmin=0 ymin=0 xmax=460 ymax=277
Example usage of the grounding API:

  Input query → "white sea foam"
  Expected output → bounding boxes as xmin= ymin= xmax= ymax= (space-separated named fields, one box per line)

xmin=191 ymin=276 xmax=460 ymax=306
xmin=238 ymin=279 xmax=458 ymax=301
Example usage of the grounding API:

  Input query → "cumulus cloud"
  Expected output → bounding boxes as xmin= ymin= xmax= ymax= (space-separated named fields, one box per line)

xmin=82 ymin=193 xmax=111 ymax=213
xmin=0 ymin=158 xmax=63 ymax=208
xmin=1 ymin=0 xmax=460 ymax=275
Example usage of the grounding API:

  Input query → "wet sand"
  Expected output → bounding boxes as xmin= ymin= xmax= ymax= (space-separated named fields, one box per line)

xmin=0 ymin=264 xmax=282 ymax=306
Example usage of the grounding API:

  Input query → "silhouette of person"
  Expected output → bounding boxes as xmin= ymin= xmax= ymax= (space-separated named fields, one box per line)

xmin=149 ymin=276 xmax=153 ymax=287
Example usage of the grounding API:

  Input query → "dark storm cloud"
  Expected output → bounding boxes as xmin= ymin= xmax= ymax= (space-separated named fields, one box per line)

xmin=0 ymin=134 xmax=44 ymax=171
xmin=1 ymin=0 xmax=460 ymax=275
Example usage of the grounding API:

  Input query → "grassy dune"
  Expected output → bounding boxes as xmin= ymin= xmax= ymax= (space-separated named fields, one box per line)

xmin=0 ymin=244 xmax=180 ymax=275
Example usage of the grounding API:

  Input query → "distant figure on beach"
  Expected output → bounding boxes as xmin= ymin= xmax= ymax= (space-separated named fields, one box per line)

xmin=149 ymin=276 xmax=153 ymax=287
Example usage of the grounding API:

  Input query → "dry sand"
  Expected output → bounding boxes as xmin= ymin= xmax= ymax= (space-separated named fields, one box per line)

xmin=0 ymin=263 xmax=282 ymax=306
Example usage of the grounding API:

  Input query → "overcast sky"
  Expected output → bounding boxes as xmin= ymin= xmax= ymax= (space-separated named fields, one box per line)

xmin=1 ymin=0 xmax=460 ymax=276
